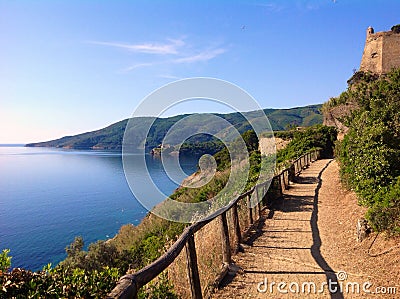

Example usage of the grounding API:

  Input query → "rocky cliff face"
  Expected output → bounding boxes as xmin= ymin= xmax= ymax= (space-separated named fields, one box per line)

xmin=322 ymin=103 xmax=358 ymax=135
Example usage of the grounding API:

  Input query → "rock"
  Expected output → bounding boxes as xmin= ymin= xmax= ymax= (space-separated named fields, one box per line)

xmin=356 ymin=218 xmax=371 ymax=242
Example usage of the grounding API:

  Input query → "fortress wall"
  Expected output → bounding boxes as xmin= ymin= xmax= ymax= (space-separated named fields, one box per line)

xmin=360 ymin=28 xmax=400 ymax=74
xmin=360 ymin=33 xmax=383 ymax=73
xmin=382 ymin=33 xmax=400 ymax=73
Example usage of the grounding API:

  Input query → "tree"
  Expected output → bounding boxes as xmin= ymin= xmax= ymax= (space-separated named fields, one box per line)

xmin=241 ymin=130 xmax=259 ymax=152
xmin=85 ymin=241 xmax=120 ymax=270
xmin=65 ymin=236 xmax=84 ymax=258
xmin=63 ymin=236 xmax=86 ymax=269
xmin=391 ymin=24 xmax=400 ymax=33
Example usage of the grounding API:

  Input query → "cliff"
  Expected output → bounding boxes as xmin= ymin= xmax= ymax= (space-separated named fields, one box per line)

xmin=322 ymin=103 xmax=358 ymax=134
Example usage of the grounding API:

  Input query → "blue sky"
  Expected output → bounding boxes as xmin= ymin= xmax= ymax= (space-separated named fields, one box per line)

xmin=1 ymin=0 xmax=399 ymax=143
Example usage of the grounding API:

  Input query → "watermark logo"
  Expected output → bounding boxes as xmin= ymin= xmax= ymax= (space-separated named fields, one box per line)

xmin=122 ymin=77 xmax=276 ymax=223
xmin=336 ymin=270 xmax=348 ymax=281
xmin=256 ymin=271 xmax=396 ymax=295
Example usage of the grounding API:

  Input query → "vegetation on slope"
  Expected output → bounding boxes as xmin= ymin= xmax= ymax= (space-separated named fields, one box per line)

xmin=326 ymin=69 xmax=400 ymax=235
xmin=275 ymin=125 xmax=337 ymax=166
xmin=25 ymin=105 xmax=323 ymax=151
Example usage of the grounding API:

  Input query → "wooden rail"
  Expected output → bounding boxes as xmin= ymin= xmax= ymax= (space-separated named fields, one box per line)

xmin=107 ymin=150 xmax=320 ymax=299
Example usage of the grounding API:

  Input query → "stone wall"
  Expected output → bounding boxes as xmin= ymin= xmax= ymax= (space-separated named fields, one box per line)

xmin=360 ymin=29 xmax=400 ymax=74
xmin=382 ymin=32 xmax=400 ymax=73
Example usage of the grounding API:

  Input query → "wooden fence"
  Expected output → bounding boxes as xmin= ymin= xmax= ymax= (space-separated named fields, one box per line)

xmin=107 ymin=150 xmax=320 ymax=299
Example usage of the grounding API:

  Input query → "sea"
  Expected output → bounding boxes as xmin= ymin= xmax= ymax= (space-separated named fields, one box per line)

xmin=0 ymin=145 xmax=198 ymax=271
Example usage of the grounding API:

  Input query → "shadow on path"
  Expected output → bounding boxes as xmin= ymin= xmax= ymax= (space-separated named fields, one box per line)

xmin=310 ymin=159 xmax=343 ymax=299
xmin=272 ymin=159 xmax=343 ymax=298
xmin=216 ymin=160 xmax=344 ymax=298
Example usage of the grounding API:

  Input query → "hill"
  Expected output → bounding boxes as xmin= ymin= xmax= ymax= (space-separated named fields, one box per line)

xmin=26 ymin=104 xmax=322 ymax=151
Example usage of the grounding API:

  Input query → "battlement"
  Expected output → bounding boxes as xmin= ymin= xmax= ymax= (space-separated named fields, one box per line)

xmin=360 ymin=26 xmax=400 ymax=74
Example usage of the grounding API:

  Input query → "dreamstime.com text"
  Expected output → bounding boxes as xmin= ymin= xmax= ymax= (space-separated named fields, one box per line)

xmin=256 ymin=271 xmax=396 ymax=295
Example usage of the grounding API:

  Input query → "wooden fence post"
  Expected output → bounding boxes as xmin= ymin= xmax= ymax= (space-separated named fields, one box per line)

xmin=247 ymin=193 xmax=253 ymax=225
xmin=185 ymin=233 xmax=202 ymax=299
xmin=220 ymin=212 xmax=231 ymax=265
xmin=231 ymin=203 xmax=242 ymax=253
xmin=289 ymin=164 xmax=295 ymax=182
xmin=286 ymin=169 xmax=290 ymax=189
xmin=106 ymin=275 xmax=138 ymax=299
xmin=253 ymin=190 xmax=258 ymax=218
xmin=284 ymin=170 xmax=288 ymax=189
xmin=263 ymin=184 xmax=267 ymax=204
xmin=253 ymin=186 xmax=260 ymax=219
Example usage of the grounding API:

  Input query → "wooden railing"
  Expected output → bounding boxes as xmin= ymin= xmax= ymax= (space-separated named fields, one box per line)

xmin=107 ymin=150 xmax=320 ymax=299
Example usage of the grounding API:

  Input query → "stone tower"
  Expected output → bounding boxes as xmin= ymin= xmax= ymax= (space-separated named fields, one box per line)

xmin=359 ymin=26 xmax=400 ymax=74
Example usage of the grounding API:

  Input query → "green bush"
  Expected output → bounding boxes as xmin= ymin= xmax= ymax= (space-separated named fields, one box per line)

xmin=0 ymin=249 xmax=11 ymax=273
xmin=214 ymin=129 xmax=260 ymax=171
xmin=0 ymin=262 xmax=120 ymax=298
xmin=0 ymin=234 xmax=175 ymax=297
xmin=276 ymin=125 xmax=337 ymax=166
xmin=274 ymin=130 xmax=294 ymax=140
xmin=334 ymin=68 xmax=400 ymax=234
xmin=391 ymin=24 xmax=400 ymax=33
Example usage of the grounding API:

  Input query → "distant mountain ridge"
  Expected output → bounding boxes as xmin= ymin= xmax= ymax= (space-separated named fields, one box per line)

xmin=26 ymin=104 xmax=323 ymax=151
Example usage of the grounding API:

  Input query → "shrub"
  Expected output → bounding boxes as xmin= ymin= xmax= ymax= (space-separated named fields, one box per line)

xmin=334 ymin=68 xmax=400 ymax=234
xmin=0 ymin=259 xmax=120 ymax=298
xmin=0 ymin=249 xmax=11 ymax=273
xmin=276 ymin=125 xmax=337 ymax=166
xmin=391 ymin=24 xmax=400 ymax=33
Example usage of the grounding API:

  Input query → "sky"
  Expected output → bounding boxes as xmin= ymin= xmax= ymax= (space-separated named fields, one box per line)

xmin=1 ymin=0 xmax=399 ymax=143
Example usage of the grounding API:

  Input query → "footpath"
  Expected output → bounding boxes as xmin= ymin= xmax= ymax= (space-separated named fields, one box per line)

xmin=212 ymin=159 xmax=399 ymax=299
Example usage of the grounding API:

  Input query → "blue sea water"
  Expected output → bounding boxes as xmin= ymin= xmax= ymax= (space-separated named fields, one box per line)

xmin=0 ymin=146 xmax=198 ymax=271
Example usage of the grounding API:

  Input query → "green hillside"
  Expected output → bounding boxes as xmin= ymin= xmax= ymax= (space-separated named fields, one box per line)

xmin=326 ymin=69 xmax=400 ymax=235
xmin=26 ymin=104 xmax=322 ymax=151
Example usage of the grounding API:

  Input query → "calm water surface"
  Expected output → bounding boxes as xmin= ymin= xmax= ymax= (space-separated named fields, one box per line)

xmin=0 ymin=146 xmax=197 ymax=270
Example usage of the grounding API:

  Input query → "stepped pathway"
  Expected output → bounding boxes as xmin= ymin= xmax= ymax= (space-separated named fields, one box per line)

xmin=211 ymin=159 xmax=376 ymax=299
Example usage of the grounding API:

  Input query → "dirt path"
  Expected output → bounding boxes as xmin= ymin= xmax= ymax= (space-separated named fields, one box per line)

xmin=212 ymin=159 xmax=399 ymax=299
